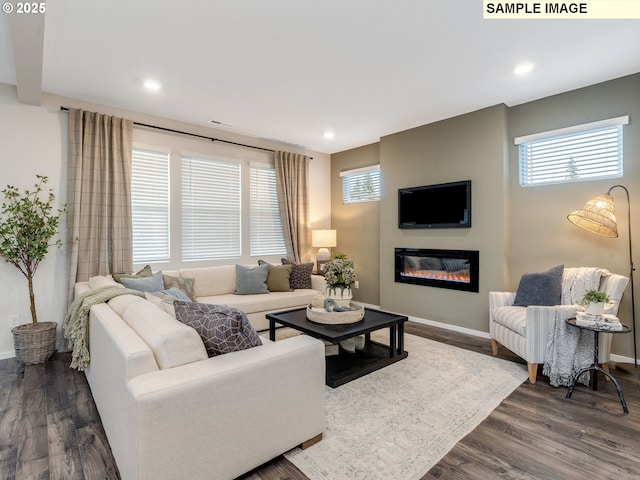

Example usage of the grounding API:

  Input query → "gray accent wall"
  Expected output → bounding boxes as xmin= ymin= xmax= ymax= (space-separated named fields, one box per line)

xmin=331 ymin=72 xmax=640 ymax=358
xmin=509 ymin=73 xmax=640 ymax=358
xmin=379 ymin=104 xmax=509 ymax=330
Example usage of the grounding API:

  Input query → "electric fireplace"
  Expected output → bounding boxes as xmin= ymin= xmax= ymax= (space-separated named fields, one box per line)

xmin=395 ymin=248 xmax=479 ymax=292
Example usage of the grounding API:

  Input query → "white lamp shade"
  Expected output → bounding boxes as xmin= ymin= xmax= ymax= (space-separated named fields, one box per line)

xmin=312 ymin=229 xmax=337 ymax=248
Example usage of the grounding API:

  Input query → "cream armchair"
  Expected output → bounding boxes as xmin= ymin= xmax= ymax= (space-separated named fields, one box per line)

xmin=490 ymin=269 xmax=629 ymax=384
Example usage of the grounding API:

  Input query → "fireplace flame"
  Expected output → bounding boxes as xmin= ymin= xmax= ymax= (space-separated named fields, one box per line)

xmin=401 ymin=268 xmax=471 ymax=284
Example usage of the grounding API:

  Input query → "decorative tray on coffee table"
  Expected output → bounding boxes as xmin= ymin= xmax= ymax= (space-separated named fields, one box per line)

xmin=306 ymin=303 xmax=365 ymax=325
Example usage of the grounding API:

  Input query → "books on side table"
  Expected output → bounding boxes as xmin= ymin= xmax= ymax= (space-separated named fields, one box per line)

xmin=575 ymin=312 xmax=623 ymax=331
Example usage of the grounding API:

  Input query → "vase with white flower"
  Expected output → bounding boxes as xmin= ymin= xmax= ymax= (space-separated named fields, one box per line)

xmin=323 ymin=252 xmax=356 ymax=307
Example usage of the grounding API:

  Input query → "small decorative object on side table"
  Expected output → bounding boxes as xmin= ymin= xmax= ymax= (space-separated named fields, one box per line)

xmin=565 ymin=316 xmax=631 ymax=414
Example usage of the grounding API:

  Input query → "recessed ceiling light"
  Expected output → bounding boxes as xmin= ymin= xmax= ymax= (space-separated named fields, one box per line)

xmin=514 ymin=63 xmax=534 ymax=75
xmin=324 ymin=131 xmax=335 ymax=140
xmin=143 ymin=80 xmax=161 ymax=91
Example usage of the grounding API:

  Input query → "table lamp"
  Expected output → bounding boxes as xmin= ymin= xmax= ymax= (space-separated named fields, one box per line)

xmin=312 ymin=229 xmax=337 ymax=273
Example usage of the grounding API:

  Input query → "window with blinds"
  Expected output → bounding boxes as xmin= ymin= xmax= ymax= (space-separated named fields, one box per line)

xmin=131 ymin=149 xmax=170 ymax=263
xmin=249 ymin=166 xmax=287 ymax=256
xmin=516 ymin=116 xmax=628 ymax=187
xmin=341 ymin=165 xmax=381 ymax=203
xmin=181 ymin=156 xmax=241 ymax=260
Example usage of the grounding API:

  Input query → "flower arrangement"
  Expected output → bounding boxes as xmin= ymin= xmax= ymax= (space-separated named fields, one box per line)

xmin=323 ymin=252 xmax=356 ymax=296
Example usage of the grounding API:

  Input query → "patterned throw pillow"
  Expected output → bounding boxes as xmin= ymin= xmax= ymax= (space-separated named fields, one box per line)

xmin=281 ymin=258 xmax=314 ymax=289
xmin=173 ymin=301 xmax=262 ymax=357
xmin=163 ymin=274 xmax=197 ymax=301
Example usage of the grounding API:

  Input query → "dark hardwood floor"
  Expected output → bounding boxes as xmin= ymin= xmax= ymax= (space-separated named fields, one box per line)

xmin=2 ymin=321 xmax=640 ymax=479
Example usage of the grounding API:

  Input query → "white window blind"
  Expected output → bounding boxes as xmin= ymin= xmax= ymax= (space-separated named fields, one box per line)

xmin=249 ymin=166 xmax=287 ymax=256
xmin=341 ymin=164 xmax=381 ymax=203
xmin=181 ymin=156 xmax=241 ymax=260
xmin=131 ymin=148 xmax=170 ymax=263
xmin=516 ymin=116 xmax=628 ymax=186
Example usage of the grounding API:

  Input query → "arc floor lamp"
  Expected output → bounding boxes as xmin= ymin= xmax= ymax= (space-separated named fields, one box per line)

xmin=567 ymin=184 xmax=638 ymax=375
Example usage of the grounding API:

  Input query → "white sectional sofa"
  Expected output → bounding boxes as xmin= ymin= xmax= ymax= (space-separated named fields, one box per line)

xmin=73 ymin=265 xmax=327 ymax=480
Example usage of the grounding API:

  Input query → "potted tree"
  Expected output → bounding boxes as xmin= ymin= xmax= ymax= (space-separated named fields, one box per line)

xmin=580 ymin=289 xmax=610 ymax=316
xmin=0 ymin=175 xmax=65 ymax=364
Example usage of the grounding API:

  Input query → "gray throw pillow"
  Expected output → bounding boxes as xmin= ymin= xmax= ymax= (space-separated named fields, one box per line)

xmin=513 ymin=264 xmax=564 ymax=307
xmin=173 ymin=301 xmax=262 ymax=357
xmin=120 ymin=270 xmax=164 ymax=292
xmin=281 ymin=258 xmax=314 ymax=289
xmin=113 ymin=264 xmax=152 ymax=283
xmin=234 ymin=264 xmax=269 ymax=295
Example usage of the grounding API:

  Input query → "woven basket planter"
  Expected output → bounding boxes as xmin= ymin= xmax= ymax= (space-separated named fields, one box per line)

xmin=12 ymin=321 xmax=57 ymax=364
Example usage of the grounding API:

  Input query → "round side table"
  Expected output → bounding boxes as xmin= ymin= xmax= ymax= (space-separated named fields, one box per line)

xmin=565 ymin=317 xmax=630 ymax=414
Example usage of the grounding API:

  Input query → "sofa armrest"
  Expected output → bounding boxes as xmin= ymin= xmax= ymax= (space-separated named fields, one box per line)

xmin=123 ymin=335 xmax=326 ymax=480
xmin=311 ymin=274 xmax=327 ymax=292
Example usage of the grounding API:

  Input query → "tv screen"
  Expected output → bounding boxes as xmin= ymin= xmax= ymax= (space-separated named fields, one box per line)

xmin=398 ymin=180 xmax=471 ymax=229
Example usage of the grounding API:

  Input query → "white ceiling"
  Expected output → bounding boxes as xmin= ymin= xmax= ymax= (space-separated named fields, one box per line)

xmin=1 ymin=0 xmax=639 ymax=154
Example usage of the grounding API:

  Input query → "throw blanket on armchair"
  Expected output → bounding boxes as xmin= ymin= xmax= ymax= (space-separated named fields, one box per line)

xmin=64 ymin=286 xmax=144 ymax=371
xmin=542 ymin=267 xmax=607 ymax=387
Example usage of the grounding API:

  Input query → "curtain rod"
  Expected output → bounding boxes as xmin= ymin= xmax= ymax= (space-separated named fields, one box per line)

xmin=59 ymin=106 xmax=311 ymax=157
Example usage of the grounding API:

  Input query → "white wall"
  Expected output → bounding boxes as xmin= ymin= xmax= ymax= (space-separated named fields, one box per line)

xmin=0 ymin=83 xmax=331 ymax=358
xmin=0 ymin=83 xmax=68 ymax=357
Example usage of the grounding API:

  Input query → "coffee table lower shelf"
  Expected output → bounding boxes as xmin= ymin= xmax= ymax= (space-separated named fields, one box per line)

xmin=326 ymin=341 xmax=408 ymax=388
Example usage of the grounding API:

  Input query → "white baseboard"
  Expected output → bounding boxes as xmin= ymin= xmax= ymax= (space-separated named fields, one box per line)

xmin=610 ymin=353 xmax=638 ymax=364
xmin=0 ymin=350 xmax=15 ymax=360
xmin=360 ymin=302 xmax=491 ymax=340
xmin=407 ymin=316 xmax=491 ymax=339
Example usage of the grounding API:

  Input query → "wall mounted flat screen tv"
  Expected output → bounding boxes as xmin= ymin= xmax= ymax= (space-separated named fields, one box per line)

xmin=398 ymin=180 xmax=471 ymax=229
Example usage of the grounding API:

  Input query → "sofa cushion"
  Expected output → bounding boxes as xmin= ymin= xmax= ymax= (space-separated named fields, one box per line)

xmin=180 ymin=265 xmax=237 ymax=297
xmin=145 ymin=291 xmax=182 ymax=317
xmin=121 ymin=299 xmax=207 ymax=369
xmin=235 ymin=264 xmax=269 ymax=295
xmin=163 ymin=274 xmax=196 ymax=301
xmin=198 ymin=289 xmax=319 ymax=315
xmin=282 ymin=258 xmax=314 ymax=289
xmin=513 ymin=264 xmax=564 ymax=307
xmin=492 ymin=306 xmax=527 ymax=336
xmin=174 ymin=301 xmax=262 ymax=357
xmin=108 ymin=294 xmax=146 ymax=317
xmin=258 ymin=261 xmax=293 ymax=292
xmin=88 ymin=275 xmax=121 ymax=290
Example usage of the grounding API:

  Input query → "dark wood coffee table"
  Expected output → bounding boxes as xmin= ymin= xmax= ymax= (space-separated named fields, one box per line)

xmin=267 ymin=307 xmax=408 ymax=387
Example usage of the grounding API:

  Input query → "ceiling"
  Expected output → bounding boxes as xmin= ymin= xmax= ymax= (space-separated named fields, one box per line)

xmin=1 ymin=1 xmax=639 ymax=154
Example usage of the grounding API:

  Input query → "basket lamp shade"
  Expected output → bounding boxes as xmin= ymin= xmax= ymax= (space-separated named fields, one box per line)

xmin=567 ymin=185 xmax=638 ymax=375
xmin=312 ymin=229 xmax=337 ymax=272
xmin=567 ymin=194 xmax=618 ymax=238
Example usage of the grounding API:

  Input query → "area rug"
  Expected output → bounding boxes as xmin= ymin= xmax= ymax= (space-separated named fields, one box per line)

xmin=283 ymin=332 xmax=528 ymax=480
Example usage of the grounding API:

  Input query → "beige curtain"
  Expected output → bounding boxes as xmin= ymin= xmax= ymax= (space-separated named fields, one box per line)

xmin=274 ymin=151 xmax=311 ymax=263
xmin=66 ymin=109 xmax=134 ymax=304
